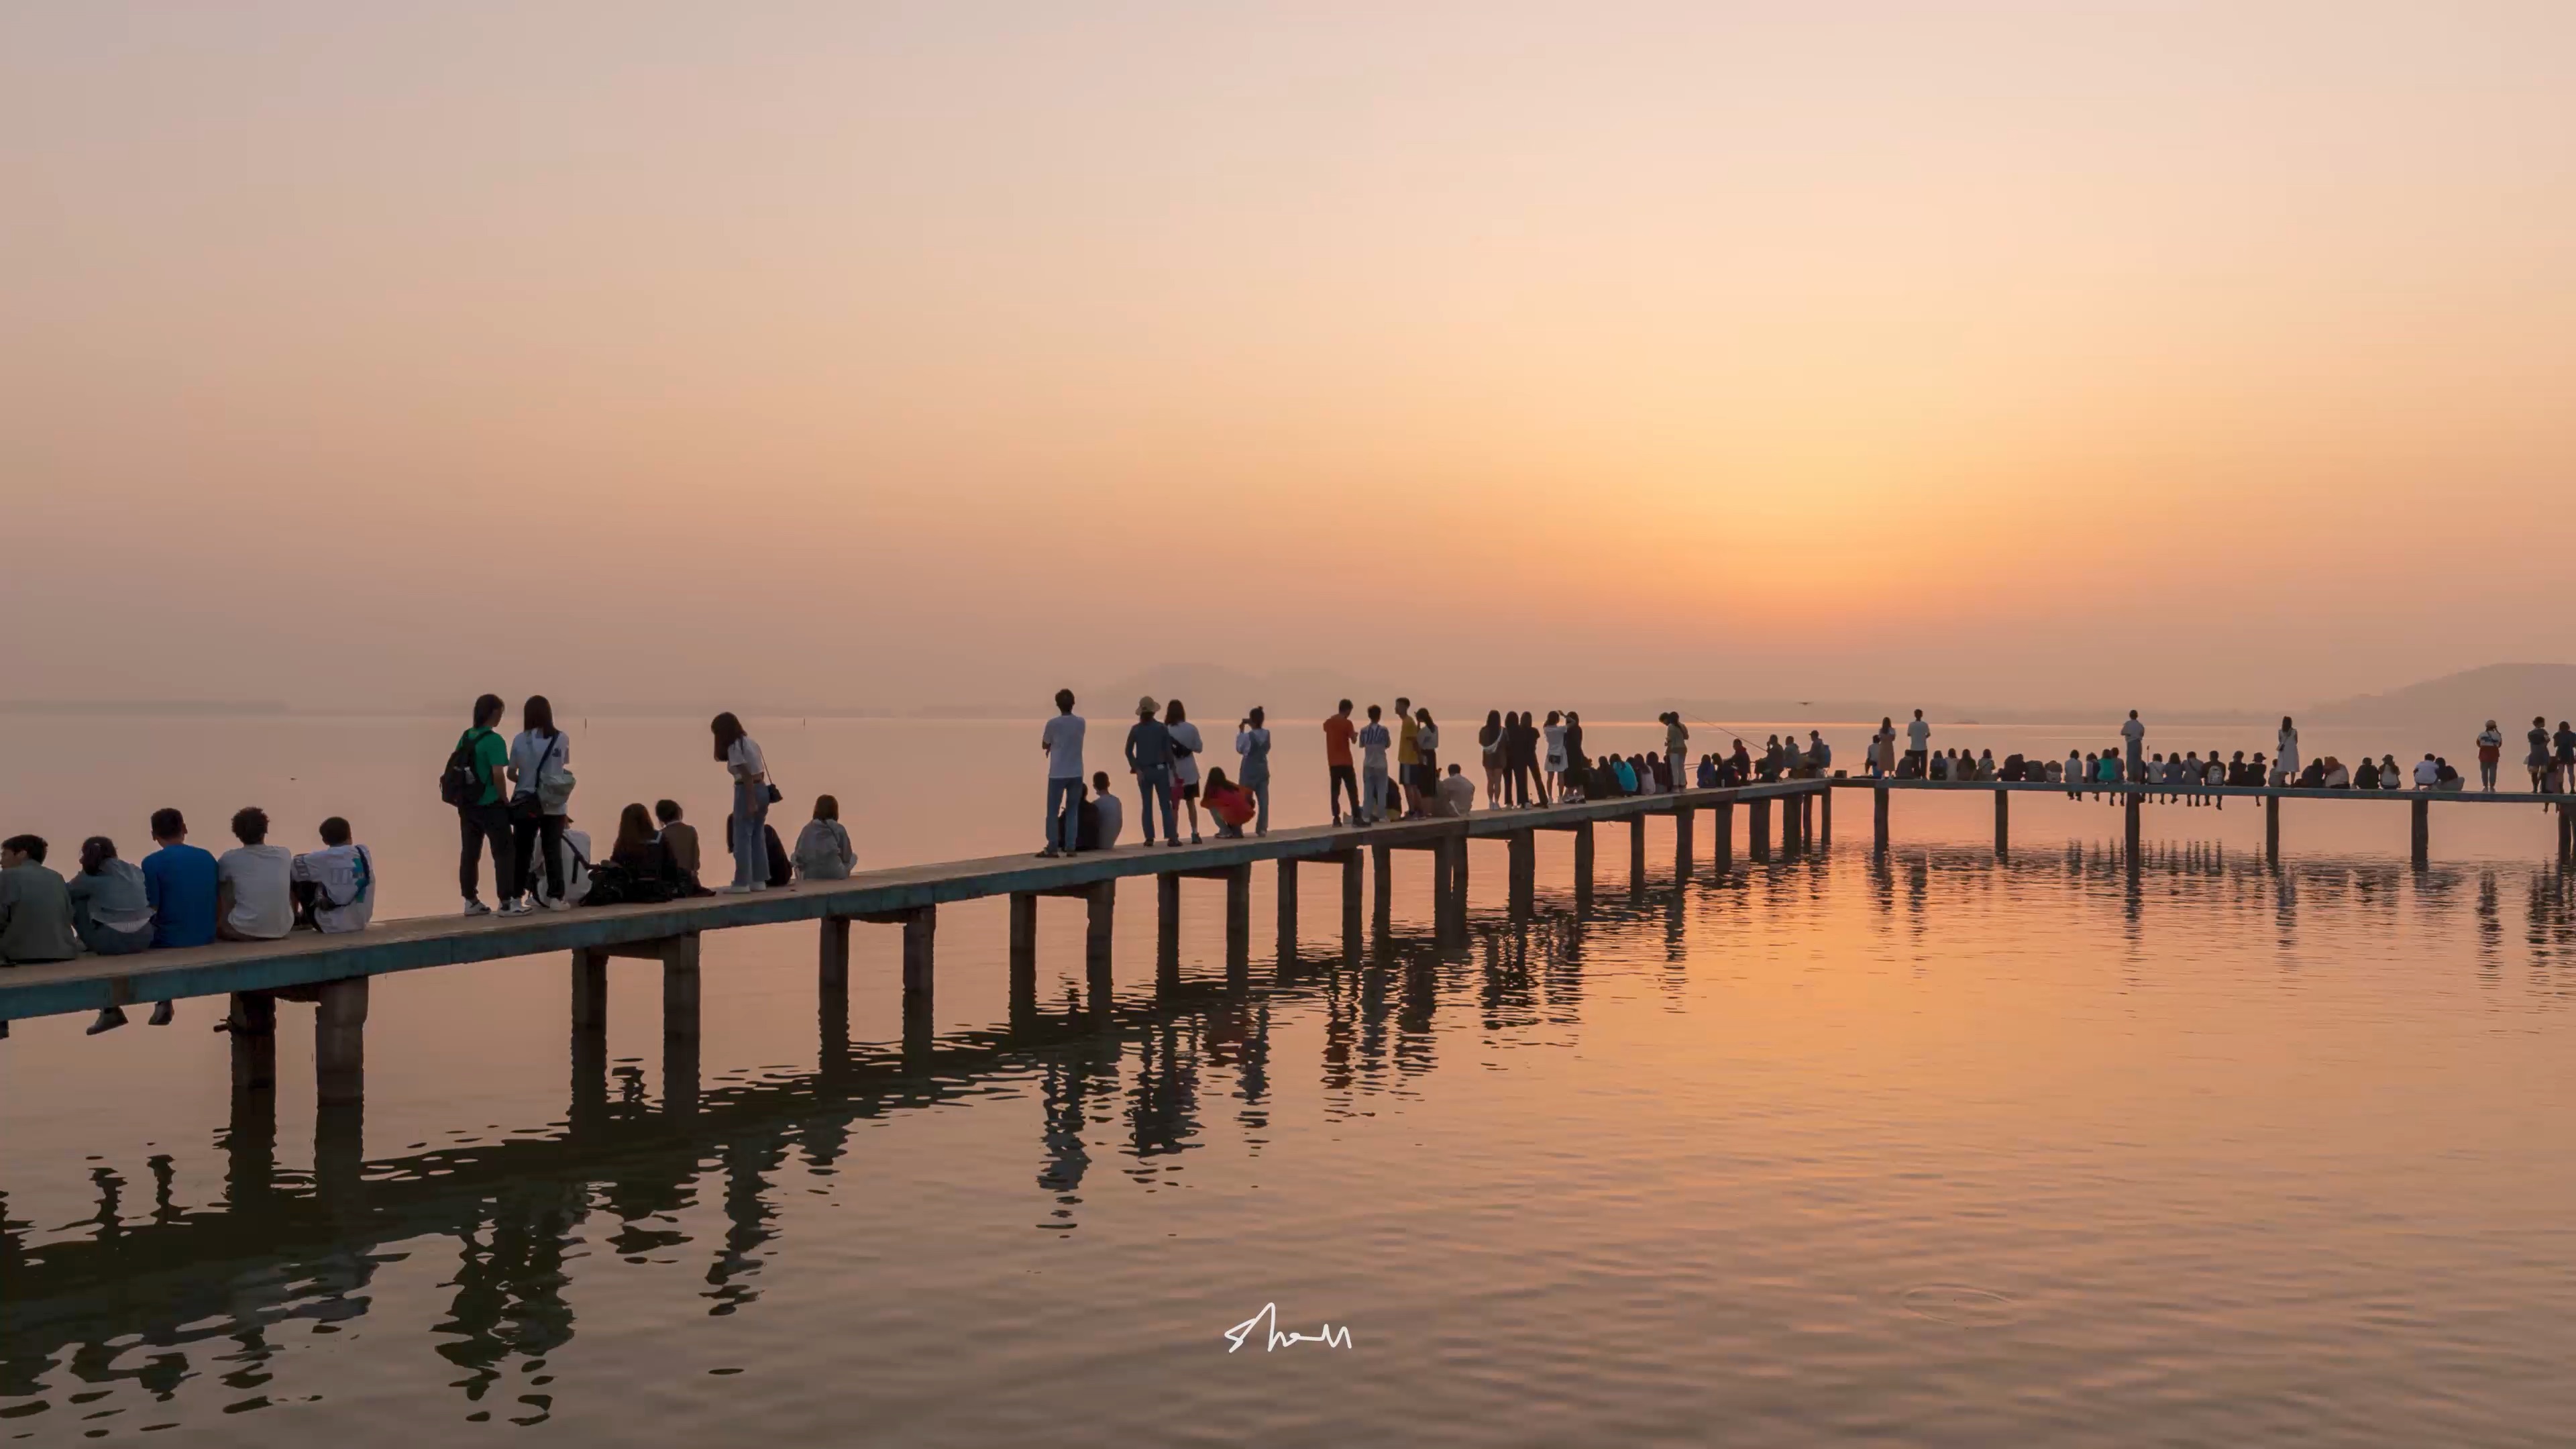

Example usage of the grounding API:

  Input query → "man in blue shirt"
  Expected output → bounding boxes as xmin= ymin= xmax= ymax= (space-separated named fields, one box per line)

xmin=141 ymin=807 xmax=219 ymax=949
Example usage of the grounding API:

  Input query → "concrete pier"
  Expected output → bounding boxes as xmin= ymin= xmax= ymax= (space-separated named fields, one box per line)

xmin=1994 ymin=790 xmax=2010 ymax=857
xmin=1873 ymin=783 xmax=1890 ymax=853
xmin=1674 ymin=806 xmax=1695 ymax=878
xmin=2265 ymin=795 xmax=2282 ymax=866
xmin=1714 ymin=800 xmax=1733 ymax=873
xmin=1628 ymin=815 xmax=1647 ymax=889
xmin=2411 ymin=798 xmax=2430 ymax=869
xmin=1572 ymin=820 xmax=1595 ymax=910
xmin=1750 ymin=798 xmax=1772 ymax=863
xmin=1508 ymin=829 xmax=1537 ymax=916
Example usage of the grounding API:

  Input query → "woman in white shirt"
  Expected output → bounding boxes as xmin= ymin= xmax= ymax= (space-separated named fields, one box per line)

xmin=1166 ymin=700 xmax=1207 ymax=845
xmin=1235 ymin=706 xmax=1274 ymax=837
xmin=2273 ymin=716 xmax=2300 ymax=787
xmin=1542 ymin=711 xmax=1570 ymax=800
xmin=713 ymin=711 xmax=770 ymax=892
xmin=506 ymin=694 xmax=575 ymax=911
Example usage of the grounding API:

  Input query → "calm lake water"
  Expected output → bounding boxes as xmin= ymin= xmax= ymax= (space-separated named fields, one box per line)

xmin=6 ymin=716 xmax=2575 ymax=1445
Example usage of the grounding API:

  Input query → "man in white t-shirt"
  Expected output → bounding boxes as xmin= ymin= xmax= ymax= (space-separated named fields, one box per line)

xmin=1039 ymin=689 xmax=1085 ymax=858
xmin=1357 ymin=704 xmax=1393 ymax=823
xmin=2413 ymin=754 xmax=2441 ymax=789
xmin=1904 ymin=710 xmax=1931 ymax=777
xmin=215 ymin=806 xmax=294 ymax=941
xmin=291 ymin=816 xmax=376 ymax=934
xmin=2120 ymin=710 xmax=2146 ymax=779
xmin=1436 ymin=763 xmax=1477 ymax=817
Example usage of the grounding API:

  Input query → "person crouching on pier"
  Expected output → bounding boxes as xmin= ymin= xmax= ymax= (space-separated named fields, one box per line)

xmin=1203 ymin=767 xmax=1255 ymax=837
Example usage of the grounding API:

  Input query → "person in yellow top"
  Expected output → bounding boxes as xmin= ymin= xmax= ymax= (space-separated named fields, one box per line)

xmin=1393 ymin=696 xmax=1420 ymax=818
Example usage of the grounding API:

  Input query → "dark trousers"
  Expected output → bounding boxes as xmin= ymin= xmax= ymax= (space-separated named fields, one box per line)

xmin=1509 ymin=761 xmax=1532 ymax=805
xmin=511 ymin=810 xmax=567 ymax=901
xmin=458 ymin=803 xmax=514 ymax=902
xmin=1328 ymin=764 xmax=1361 ymax=822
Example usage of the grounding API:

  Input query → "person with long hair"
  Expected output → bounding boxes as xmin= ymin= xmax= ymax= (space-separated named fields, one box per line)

xmin=794 ymin=794 xmax=857 ymax=881
xmin=453 ymin=693 xmax=515 ymax=915
xmin=611 ymin=802 xmax=676 ymax=879
xmin=1542 ymin=710 xmax=1568 ymax=802
xmin=2528 ymin=716 xmax=2553 ymax=795
xmin=712 ymin=711 xmax=770 ymax=892
xmin=1411 ymin=708 xmax=1440 ymax=819
xmin=2273 ymin=716 xmax=2301 ymax=788
xmin=1561 ymin=711 xmax=1587 ymax=802
xmin=1479 ymin=710 xmax=1506 ymax=808
xmin=506 ymin=694 xmax=574 ymax=911
xmin=1165 ymin=699 xmax=1206 ymax=845
xmin=1202 ymin=766 xmax=1257 ymax=838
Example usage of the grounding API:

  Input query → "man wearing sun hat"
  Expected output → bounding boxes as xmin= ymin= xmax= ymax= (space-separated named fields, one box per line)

xmin=1125 ymin=696 xmax=1181 ymax=847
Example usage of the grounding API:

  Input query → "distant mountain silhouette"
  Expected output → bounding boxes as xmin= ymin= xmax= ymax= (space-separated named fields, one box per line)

xmin=2306 ymin=663 xmax=2576 ymax=725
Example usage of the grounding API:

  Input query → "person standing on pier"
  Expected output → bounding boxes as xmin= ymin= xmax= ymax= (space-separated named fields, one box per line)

xmin=712 ymin=712 xmax=771 ymax=892
xmin=1904 ymin=710 xmax=1930 ymax=778
xmin=506 ymin=694 xmax=574 ymax=912
xmin=2121 ymin=710 xmax=2146 ymax=782
xmin=1358 ymin=704 xmax=1393 ymax=823
xmin=1479 ymin=710 xmax=1506 ymax=809
xmin=2554 ymin=720 xmax=2576 ymax=794
xmin=2528 ymin=717 xmax=2553 ymax=794
xmin=2274 ymin=716 xmax=2302 ymax=788
xmin=1236 ymin=706 xmax=1274 ymax=837
xmin=1126 ymin=696 xmax=1180 ymax=846
xmin=1413 ymin=709 xmax=1441 ymax=809
xmin=1038 ymin=690 xmax=1085 ymax=859
xmin=1562 ymin=711 xmax=1589 ymax=802
xmin=452 ymin=694 xmax=516 ymax=916
xmin=1663 ymin=714 xmax=1690 ymax=792
xmin=1324 ymin=701 xmax=1362 ymax=826
xmin=2475 ymin=720 xmax=2504 ymax=792
xmin=1543 ymin=710 xmax=1569 ymax=802
xmin=1165 ymin=701 xmax=1206 ymax=845
xmin=1394 ymin=697 xmax=1421 ymax=817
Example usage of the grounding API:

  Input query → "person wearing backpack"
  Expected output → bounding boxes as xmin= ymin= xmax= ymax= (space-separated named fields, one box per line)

xmin=506 ymin=694 xmax=576 ymax=911
xmin=447 ymin=693 xmax=517 ymax=916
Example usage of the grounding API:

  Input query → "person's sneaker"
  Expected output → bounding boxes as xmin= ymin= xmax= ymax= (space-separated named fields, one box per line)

xmin=1037 ymin=847 xmax=1062 ymax=859
xmin=464 ymin=898 xmax=492 ymax=917
xmin=496 ymin=898 xmax=524 ymax=916
xmin=720 ymin=883 xmax=753 ymax=894
xmin=539 ymin=894 xmax=572 ymax=912
xmin=87 ymin=1007 xmax=129 ymax=1036
xmin=148 ymin=1000 xmax=174 ymax=1026
xmin=1190 ymin=833 xmax=1203 ymax=845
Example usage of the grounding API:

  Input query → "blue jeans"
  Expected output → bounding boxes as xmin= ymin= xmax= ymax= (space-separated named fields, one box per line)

xmin=1242 ymin=775 xmax=1270 ymax=834
xmin=1137 ymin=771 xmax=1177 ymax=841
xmin=731 ymin=780 xmax=768 ymax=887
xmin=1046 ymin=777 xmax=1083 ymax=851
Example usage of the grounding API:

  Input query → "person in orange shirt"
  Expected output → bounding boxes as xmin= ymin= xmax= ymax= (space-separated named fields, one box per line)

xmin=1322 ymin=699 xmax=1361 ymax=826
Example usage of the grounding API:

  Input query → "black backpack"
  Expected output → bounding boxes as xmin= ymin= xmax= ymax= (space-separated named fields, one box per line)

xmin=438 ymin=731 xmax=484 ymax=807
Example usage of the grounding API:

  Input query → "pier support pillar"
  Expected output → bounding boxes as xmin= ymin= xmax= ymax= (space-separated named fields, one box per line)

xmin=1715 ymin=801 xmax=1734 ymax=873
xmin=901 ymin=906 xmax=936 ymax=1058
xmin=2411 ymin=798 xmax=2430 ymax=869
xmin=1674 ymin=808 xmax=1694 ymax=879
xmin=2559 ymin=806 xmax=2573 ymax=868
xmin=1277 ymin=858 xmax=1299 ymax=960
xmin=225 ymin=1065 xmax=278 ymax=1208
xmin=1573 ymin=821 xmax=1595 ymax=910
xmin=821 ymin=915 xmax=852 ymax=994
xmin=227 ymin=990 xmax=277 ymax=1093
xmin=1509 ymin=830 xmax=1536 ymax=916
xmin=1225 ymin=864 xmax=1253 ymax=976
xmin=1340 ymin=852 xmax=1364 ymax=959
xmin=1085 ymin=880 xmax=1117 ymax=1002
xmin=1006 ymin=894 xmax=1039 ymax=1024
xmin=1441 ymin=836 xmax=1470 ymax=945
xmin=1750 ymin=798 xmax=1772 ymax=863
xmin=1821 ymin=788 xmax=1832 ymax=845
xmin=1371 ymin=844 xmax=1392 ymax=934
xmin=572 ymin=949 xmax=608 ymax=1033
xmin=2125 ymin=794 xmax=2143 ymax=865
xmin=1157 ymin=873 xmax=1182 ymax=987
xmin=1872 ymin=785 xmax=1890 ymax=854
xmin=313 ymin=976 xmax=368 ymax=1108
xmin=1994 ymin=789 xmax=2010 ymax=858
xmin=661 ymin=933 xmax=702 ymax=1042
xmin=1629 ymin=814 xmax=1647 ymax=889
xmin=2265 ymin=795 xmax=2281 ymax=867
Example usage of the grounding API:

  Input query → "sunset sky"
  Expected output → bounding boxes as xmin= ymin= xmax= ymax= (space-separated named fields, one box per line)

xmin=7 ymin=1 xmax=2571 ymax=713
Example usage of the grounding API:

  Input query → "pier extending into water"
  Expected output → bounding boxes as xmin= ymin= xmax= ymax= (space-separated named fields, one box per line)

xmin=1 ymin=775 xmax=2567 ymax=1120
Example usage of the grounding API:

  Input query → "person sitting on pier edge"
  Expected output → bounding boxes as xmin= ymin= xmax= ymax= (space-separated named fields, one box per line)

xmin=0 ymin=834 xmax=82 ymax=1040
xmin=290 ymin=816 xmax=376 ymax=934
xmin=67 ymin=837 xmax=154 ymax=1034
xmin=215 ymin=808 xmax=292 ymax=943
xmin=792 ymin=795 xmax=856 ymax=881
xmin=1082 ymin=771 xmax=1123 ymax=851
xmin=2322 ymin=757 xmax=2351 ymax=790
xmin=2095 ymin=751 xmax=2123 ymax=796
xmin=1999 ymin=753 xmax=2027 ymax=783
xmin=139 ymin=808 xmax=217 ymax=953
xmin=2068 ymin=753 xmax=2088 ymax=797
xmin=2205 ymin=753 xmax=2227 ymax=805
xmin=538 ymin=812 xmax=593 ymax=905
xmin=2294 ymin=759 xmax=2326 ymax=790
xmin=1324 ymin=700 xmax=1362 ymax=827
xmin=1126 ymin=696 xmax=1180 ymax=847
xmin=1038 ymin=689 xmax=1085 ymax=859
xmin=1165 ymin=700 xmax=1205 ymax=845
xmin=449 ymin=693 xmax=516 ymax=916
xmin=2435 ymin=757 xmax=2463 ymax=791
xmin=1728 ymin=739 xmax=1752 ymax=786
xmin=1358 ymin=704 xmax=1393 ymax=822
xmin=2355 ymin=756 xmax=2380 ymax=790
xmin=1697 ymin=753 xmax=1720 ymax=788
xmin=1613 ymin=755 xmax=1640 ymax=795
xmin=2412 ymin=753 xmax=2440 ymax=789
xmin=1202 ymin=767 xmax=1257 ymax=837
xmin=1236 ymin=706 xmax=1274 ymax=837
xmin=1649 ymin=752 xmax=1674 ymax=794
xmin=1976 ymin=748 xmax=1997 ymax=782
xmin=1436 ymin=761 xmax=1477 ymax=818
xmin=586 ymin=804 xmax=682 ymax=905
xmin=2477 ymin=720 xmax=2505 ymax=792
xmin=2045 ymin=759 xmax=2065 ymax=785
xmin=653 ymin=800 xmax=702 ymax=891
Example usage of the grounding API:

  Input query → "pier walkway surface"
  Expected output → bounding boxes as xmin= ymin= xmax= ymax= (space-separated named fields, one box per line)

xmin=2 ymin=774 xmax=2567 ymax=1117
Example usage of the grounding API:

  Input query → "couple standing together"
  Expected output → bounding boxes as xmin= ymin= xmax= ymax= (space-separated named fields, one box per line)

xmin=1040 ymin=692 xmax=1271 ymax=855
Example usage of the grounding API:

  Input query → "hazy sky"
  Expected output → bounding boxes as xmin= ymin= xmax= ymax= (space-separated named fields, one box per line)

xmin=7 ymin=1 xmax=2571 ymax=713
